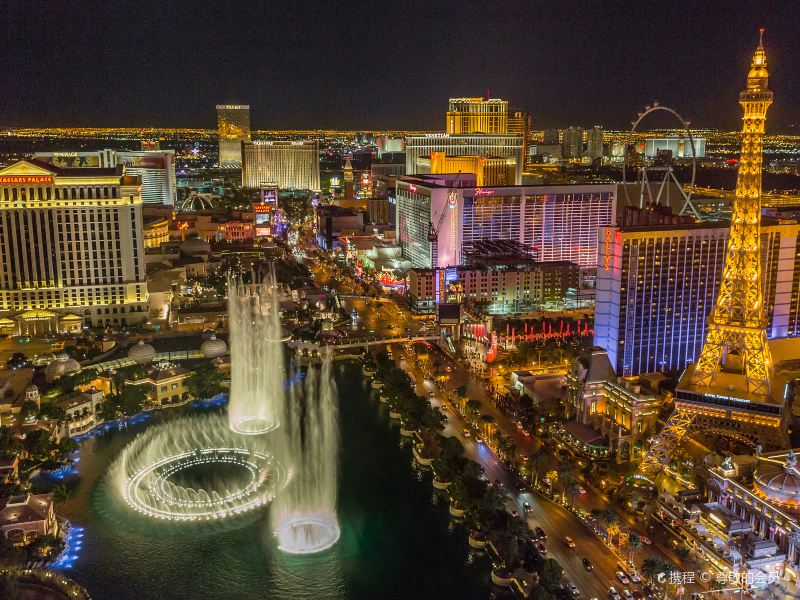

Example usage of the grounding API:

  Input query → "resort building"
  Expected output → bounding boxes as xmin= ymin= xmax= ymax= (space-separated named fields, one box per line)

xmin=55 ymin=387 xmax=105 ymax=438
xmin=688 ymin=449 xmax=800 ymax=591
xmin=404 ymin=135 xmax=524 ymax=184
xmin=241 ymin=140 xmax=320 ymax=191
xmin=125 ymin=362 xmax=193 ymax=407
xmin=446 ymin=97 xmax=508 ymax=134
xmin=0 ymin=160 xmax=148 ymax=332
xmin=143 ymin=217 xmax=170 ymax=248
xmin=0 ymin=493 xmax=57 ymax=546
xmin=415 ymin=152 xmax=517 ymax=187
xmin=407 ymin=261 xmax=578 ymax=314
xmin=216 ymin=104 xmax=251 ymax=166
xmin=562 ymin=347 xmax=665 ymax=463
xmin=594 ymin=220 xmax=800 ymax=376
xmin=395 ymin=174 xmax=616 ymax=269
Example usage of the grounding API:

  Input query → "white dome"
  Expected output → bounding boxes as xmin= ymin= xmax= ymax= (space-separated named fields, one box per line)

xmin=45 ymin=352 xmax=82 ymax=383
xmin=200 ymin=335 xmax=227 ymax=359
xmin=128 ymin=340 xmax=156 ymax=364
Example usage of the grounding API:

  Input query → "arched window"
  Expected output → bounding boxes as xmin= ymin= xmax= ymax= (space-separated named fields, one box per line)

xmin=2 ymin=188 xmax=8 ymax=201
xmin=46 ymin=187 xmax=52 ymax=200
xmin=112 ymin=187 xmax=118 ymax=198
xmin=103 ymin=187 xmax=109 ymax=198
xmin=12 ymin=188 xmax=17 ymax=201
xmin=96 ymin=187 xmax=101 ymax=198
xmin=71 ymin=188 xmax=77 ymax=199
xmin=79 ymin=187 xmax=85 ymax=199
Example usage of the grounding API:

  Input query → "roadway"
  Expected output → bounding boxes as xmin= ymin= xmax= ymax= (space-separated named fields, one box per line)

xmin=395 ymin=344 xmax=630 ymax=600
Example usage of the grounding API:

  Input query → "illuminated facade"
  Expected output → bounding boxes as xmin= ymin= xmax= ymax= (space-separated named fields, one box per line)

xmin=640 ymin=33 xmax=784 ymax=478
xmin=562 ymin=127 xmax=583 ymax=159
xmin=446 ymin=97 xmax=508 ymax=134
xmin=507 ymin=110 xmax=532 ymax=168
xmin=241 ymin=141 xmax=320 ymax=191
xmin=407 ymin=262 xmax=578 ymax=314
xmin=564 ymin=348 xmax=664 ymax=464
xmin=396 ymin=174 xmax=616 ymax=269
xmin=416 ymin=152 xmax=516 ymax=186
xmin=587 ymin=126 xmax=604 ymax=159
xmin=216 ymin=104 xmax=251 ymax=165
xmin=404 ymin=134 xmax=524 ymax=184
xmin=595 ymin=221 xmax=800 ymax=377
xmin=34 ymin=149 xmax=176 ymax=205
xmin=0 ymin=160 xmax=147 ymax=332
xmin=644 ymin=136 xmax=706 ymax=159
xmin=143 ymin=217 xmax=169 ymax=248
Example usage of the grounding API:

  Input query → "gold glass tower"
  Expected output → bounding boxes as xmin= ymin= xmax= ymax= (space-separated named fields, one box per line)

xmin=639 ymin=31 xmax=783 ymax=477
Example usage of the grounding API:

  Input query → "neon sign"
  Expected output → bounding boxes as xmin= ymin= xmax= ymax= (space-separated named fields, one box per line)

xmin=474 ymin=188 xmax=494 ymax=196
xmin=447 ymin=191 xmax=457 ymax=209
xmin=409 ymin=184 xmax=417 ymax=193
xmin=603 ymin=228 xmax=612 ymax=271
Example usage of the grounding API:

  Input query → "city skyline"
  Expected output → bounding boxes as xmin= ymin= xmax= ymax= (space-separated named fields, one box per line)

xmin=3 ymin=1 xmax=799 ymax=131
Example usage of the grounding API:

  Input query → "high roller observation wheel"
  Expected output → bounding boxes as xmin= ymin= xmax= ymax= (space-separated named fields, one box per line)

xmin=621 ymin=102 xmax=700 ymax=219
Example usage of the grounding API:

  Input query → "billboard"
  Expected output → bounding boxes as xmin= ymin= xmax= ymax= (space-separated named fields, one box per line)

xmin=40 ymin=152 xmax=100 ymax=168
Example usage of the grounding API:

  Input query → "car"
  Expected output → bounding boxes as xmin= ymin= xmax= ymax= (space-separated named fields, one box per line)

xmin=564 ymin=536 xmax=576 ymax=548
xmin=567 ymin=583 xmax=580 ymax=596
xmin=628 ymin=571 xmax=641 ymax=584
xmin=534 ymin=527 xmax=547 ymax=541
xmin=641 ymin=586 xmax=657 ymax=600
xmin=462 ymin=428 xmax=471 ymax=438
xmin=441 ymin=414 xmax=448 ymax=422
xmin=535 ymin=542 xmax=547 ymax=555
xmin=616 ymin=572 xmax=630 ymax=585
xmin=640 ymin=535 xmax=652 ymax=545
xmin=621 ymin=590 xmax=634 ymax=600
xmin=522 ymin=502 xmax=532 ymax=515
xmin=579 ymin=486 xmax=587 ymax=494
xmin=508 ymin=508 xmax=519 ymax=519
xmin=582 ymin=558 xmax=593 ymax=571
xmin=608 ymin=587 xmax=622 ymax=600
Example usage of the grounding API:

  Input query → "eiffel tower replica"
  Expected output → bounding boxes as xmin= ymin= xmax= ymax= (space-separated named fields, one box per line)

xmin=639 ymin=31 xmax=788 ymax=478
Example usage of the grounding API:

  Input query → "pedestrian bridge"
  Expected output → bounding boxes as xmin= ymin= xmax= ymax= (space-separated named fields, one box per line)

xmin=288 ymin=335 xmax=440 ymax=357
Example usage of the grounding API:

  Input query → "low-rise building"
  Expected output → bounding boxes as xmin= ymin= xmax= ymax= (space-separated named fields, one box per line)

xmin=407 ymin=262 xmax=578 ymax=314
xmin=691 ymin=449 xmax=800 ymax=591
xmin=0 ymin=493 xmax=57 ymax=546
xmin=55 ymin=387 xmax=105 ymax=438
xmin=125 ymin=362 xmax=192 ymax=407
xmin=562 ymin=347 xmax=664 ymax=463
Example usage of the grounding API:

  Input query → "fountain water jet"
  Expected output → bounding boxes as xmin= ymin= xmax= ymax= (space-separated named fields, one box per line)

xmin=273 ymin=356 xmax=341 ymax=554
xmin=227 ymin=274 xmax=287 ymax=435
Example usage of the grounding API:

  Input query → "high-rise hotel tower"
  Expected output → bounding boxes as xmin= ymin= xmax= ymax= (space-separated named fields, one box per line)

xmin=0 ymin=160 xmax=147 ymax=334
xmin=216 ymin=104 xmax=251 ymax=166
xmin=446 ymin=97 xmax=508 ymax=134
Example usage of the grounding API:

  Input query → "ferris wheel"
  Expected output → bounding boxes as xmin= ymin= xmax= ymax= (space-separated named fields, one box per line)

xmin=621 ymin=102 xmax=700 ymax=219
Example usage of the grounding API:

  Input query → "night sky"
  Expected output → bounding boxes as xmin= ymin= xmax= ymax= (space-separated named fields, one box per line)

xmin=3 ymin=1 xmax=798 ymax=131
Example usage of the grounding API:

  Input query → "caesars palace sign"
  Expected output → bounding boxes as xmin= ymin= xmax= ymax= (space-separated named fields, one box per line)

xmin=0 ymin=175 xmax=54 ymax=185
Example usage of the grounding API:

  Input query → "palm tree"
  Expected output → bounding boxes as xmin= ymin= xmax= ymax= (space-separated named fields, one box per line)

xmin=563 ymin=476 xmax=581 ymax=507
xmin=528 ymin=450 xmax=547 ymax=489
xmin=479 ymin=414 xmax=495 ymax=440
xmin=627 ymin=531 xmax=642 ymax=563
xmin=465 ymin=400 xmax=481 ymax=425
xmin=641 ymin=556 xmax=666 ymax=583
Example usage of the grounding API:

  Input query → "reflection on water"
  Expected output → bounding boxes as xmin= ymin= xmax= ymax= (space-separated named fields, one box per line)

xmin=54 ymin=366 xmax=490 ymax=600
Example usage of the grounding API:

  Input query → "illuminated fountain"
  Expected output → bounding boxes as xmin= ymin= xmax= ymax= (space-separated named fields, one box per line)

xmin=109 ymin=413 xmax=287 ymax=521
xmin=273 ymin=356 xmax=341 ymax=554
xmin=227 ymin=276 xmax=288 ymax=435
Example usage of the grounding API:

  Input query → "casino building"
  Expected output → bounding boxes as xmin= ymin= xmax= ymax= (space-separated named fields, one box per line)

xmin=594 ymin=220 xmax=800 ymax=376
xmin=0 ymin=160 xmax=148 ymax=334
xmin=241 ymin=140 xmax=320 ymax=191
xmin=395 ymin=174 xmax=616 ymax=269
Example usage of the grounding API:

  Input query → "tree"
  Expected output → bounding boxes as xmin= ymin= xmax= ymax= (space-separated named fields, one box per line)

xmin=465 ymin=400 xmax=481 ymax=425
xmin=563 ymin=476 xmax=581 ymax=507
xmin=529 ymin=586 xmax=555 ymax=600
xmin=23 ymin=429 xmax=53 ymax=461
xmin=478 ymin=414 xmax=495 ymax=440
xmin=39 ymin=403 xmax=66 ymax=423
xmin=627 ymin=531 xmax=642 ymax=563
xmin=21 ymin=400 xmax=38 ymax=419
xmin=537 ymin=557 xmax=563 ymax=591
xmin=528 ymin=450 xmax=547 ymax=488
xmin=52 ymin=484 xmax=72 ymax=503
xmin=187 ymin=362 xmax=225 ymax=400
